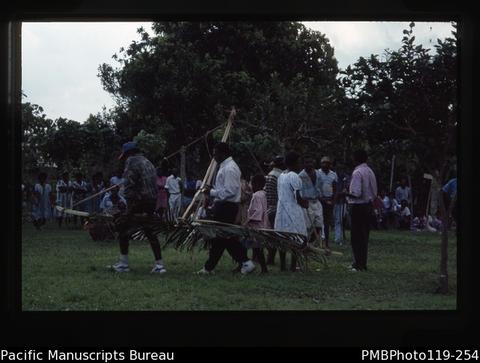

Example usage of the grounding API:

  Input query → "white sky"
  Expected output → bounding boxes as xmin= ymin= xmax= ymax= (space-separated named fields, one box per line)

xmin=22 ymin=21 xmax=454 ymax=122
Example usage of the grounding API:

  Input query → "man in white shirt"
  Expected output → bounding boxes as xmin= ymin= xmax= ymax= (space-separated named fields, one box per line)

xmin=110 ymin=168 xmax=126 ymax=198
xmin=165 ymin=168 xmax=183 ymax=221
xmin=395 ymin=177 xmax=412 ymax=206
xmin=318 ymin=156 xmax=338 ymax=249
xmin=198 ymin=142 xmax=255 ymax=275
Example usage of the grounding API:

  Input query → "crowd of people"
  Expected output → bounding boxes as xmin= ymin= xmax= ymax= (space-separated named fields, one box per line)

xmin=23 ymin=140 xmax=457 ymax=275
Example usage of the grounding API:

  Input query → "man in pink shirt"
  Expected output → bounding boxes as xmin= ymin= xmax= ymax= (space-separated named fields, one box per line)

xmin=342 ymin=149 xmax=377 ymax=272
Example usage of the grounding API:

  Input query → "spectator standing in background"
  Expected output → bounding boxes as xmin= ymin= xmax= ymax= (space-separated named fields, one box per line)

xmin=264 ymin=156 xmax=284 ymax=265
xmin=31 ymin=172 xmax=52 ymax=230
xmin=318 ymin=156 xmax=338 ymax=249
xmin=342 ymin=149 xmax=377 ymax=272
xmin=395 ymin=177 xmax=412 ymax=207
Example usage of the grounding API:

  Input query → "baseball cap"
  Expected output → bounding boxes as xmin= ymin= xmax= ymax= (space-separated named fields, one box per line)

xmin=118 ymin=141 xmax=138 ymax=160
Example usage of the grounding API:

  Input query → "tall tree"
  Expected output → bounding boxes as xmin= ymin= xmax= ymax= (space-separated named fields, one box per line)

xmin=98 ymin=21 xmax=341 ymax=175
xmin=339 ymin=22 xmax=457 ymax=189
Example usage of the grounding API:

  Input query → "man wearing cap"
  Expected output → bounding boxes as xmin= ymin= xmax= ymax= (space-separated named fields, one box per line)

xmin=318 ymin=156 xmax=338 ymax=249
xmin=109 ymin=141 xmax=166 ymax=274
xmin=264 ymin=155 xmax=284 ymax=265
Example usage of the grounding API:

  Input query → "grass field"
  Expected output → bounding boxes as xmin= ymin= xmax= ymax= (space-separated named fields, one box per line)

xmin=22 ymin=223 xmax=457 ymax=311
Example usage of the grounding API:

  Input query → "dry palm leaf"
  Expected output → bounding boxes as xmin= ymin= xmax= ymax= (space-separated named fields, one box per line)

xmin=165 ymin=219 xmax=329 ymax=268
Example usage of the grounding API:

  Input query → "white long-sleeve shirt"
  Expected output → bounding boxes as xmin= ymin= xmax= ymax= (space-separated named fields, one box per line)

xmin=210 ymin=157 xmax=241 ymax=203
xmin=165 ymin=175 xmax=182 ymax=194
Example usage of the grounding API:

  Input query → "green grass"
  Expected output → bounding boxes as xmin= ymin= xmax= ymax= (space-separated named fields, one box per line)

xmin=22 ymin=223 xmax=457 ymax=311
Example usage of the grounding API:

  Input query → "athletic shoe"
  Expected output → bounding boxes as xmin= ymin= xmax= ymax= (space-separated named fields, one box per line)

xmin=151 ymin=264 xmax=167 ymax=274
xmin=196 ymin=268 xmax=214 ymax=275
xmin=240 ymin=260 xmax=256 ymax=275
xmin=348 ymin=267 xmax=358 ymax=272
xmin=109 ymin=261 xmax=130 ymax=273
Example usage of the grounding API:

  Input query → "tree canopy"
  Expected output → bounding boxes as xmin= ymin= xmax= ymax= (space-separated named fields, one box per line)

xmin=23 ymin=21 xmax=457 ymax=189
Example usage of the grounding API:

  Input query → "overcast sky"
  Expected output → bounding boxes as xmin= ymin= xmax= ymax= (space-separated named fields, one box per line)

xmin=22 ymin=21 xmax=454 ymax=122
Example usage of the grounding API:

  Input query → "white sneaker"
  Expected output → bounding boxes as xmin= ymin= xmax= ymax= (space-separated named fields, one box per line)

xmin=240 ymin=260 xmax=256 ymax=275
xmin=196 ymin=268 xmax=214 ymax=275
xmin=151 ymin=264 xmax=167 ymax=274
xmin=109 ymin=261 xmax=130 ymax=272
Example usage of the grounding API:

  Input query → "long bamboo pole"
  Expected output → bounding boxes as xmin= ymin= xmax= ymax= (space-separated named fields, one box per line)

xmin=72 ymin=183 xmax=119 ymax=208
xmin=180 ymin=107 xmax=236 ymax=220
xmin=389 ymin=155 xmax=396 ymax=192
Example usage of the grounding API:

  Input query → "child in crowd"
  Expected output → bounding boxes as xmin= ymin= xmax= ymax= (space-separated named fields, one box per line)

xmin=243 ymin=174 xmax=270 ymax=274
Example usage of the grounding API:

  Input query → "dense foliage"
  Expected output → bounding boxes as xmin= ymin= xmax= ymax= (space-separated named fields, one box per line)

xmin=23 ymin=21 xmax=457 ymax=190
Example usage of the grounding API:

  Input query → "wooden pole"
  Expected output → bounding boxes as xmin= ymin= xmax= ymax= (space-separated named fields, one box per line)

xmin=180 ymin=145 xmax=186 ymax=191
xmin=389 ymin=155 xmax=396 ymax=192
xmin=408 ymin=175 xmax=413 ymax=216
xmin=423 ymin=173 xmax=433 ymax=218
xmin=72 ymin=183 xmax=119 ymax=208
xmin=181 ymin=108 xmax=236 ymax=220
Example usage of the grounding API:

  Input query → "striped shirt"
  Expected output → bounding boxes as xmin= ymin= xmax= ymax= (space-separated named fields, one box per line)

xmin=265 ymin=168 xmax=282 ymax=216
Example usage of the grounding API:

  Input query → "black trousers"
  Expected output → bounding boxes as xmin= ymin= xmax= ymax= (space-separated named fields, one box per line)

xmin=350 ymin=203 xmax=372 ymax=270
xmin=204 ymin=202 xmax=248 ymax=271
xmin=321 ymin=200 xmax=334 ymax=244
xmin=266 ymin=211 xmax=277 ymax=264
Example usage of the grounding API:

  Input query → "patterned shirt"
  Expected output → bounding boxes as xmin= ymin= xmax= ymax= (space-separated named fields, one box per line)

xmin=265 ymin=168 xmax=282 ymax=216
xmin=123 ymin=154 xmax=158 ymax=204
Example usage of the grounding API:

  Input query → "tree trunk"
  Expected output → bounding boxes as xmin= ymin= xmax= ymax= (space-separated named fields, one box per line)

xmin=437 ymin=189 xmax=456 ymax=294
xmin=437 ymin=189 xmax=449 ymax=294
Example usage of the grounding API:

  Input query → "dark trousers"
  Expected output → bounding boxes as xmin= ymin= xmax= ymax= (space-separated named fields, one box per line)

xmin=204 ymin=202 xmax=248 ymax=271
xmin=350 ymin=203 xmax=372 ymax=270
xmin=266 ymin=212 xmax=277 ymax=264
xmin=321 ymin=201 xmax=334 ymax=246
xmin=117 ymin=200 xmax=162 ymax=260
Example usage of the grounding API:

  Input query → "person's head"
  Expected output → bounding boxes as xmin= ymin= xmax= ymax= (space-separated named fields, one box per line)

xmin=400 ymin=177 xmax=407 ymax=187
xmin=38 ymin=172 xmax=47 ymax=184
xmin=213 ymin=142 xmax=231 ymax=163
xmin=251 ymin=174 xmax=266 ymax=192
xmin=380 ymin=190 xmax=386 ymax=198
xmin=156 ymin=167 xmax=164 ymax=177
xmin=75 ymin=172 xmax=83 ymax=182
xmin=320 ymin=156 xmax=332 ymax=171
xmin=353 ymin=149 xmax=368 ymax=166
xmin=170 ymin=167 xmax=178 ymax=177
xmin=118 ymin=141 xmax=139 ymax=161
xmin=389 ymin=191 xmax=396 ymax=199
xmin=62 ymin=172 xmax=69 ymax=181
xmin=284 ymin=151 xmax=301 ymax=172
xmin=303 ymin=155 xmax=316 ymax=171
xmin=400 ymin=199 xmax=408 ymax=208
xmin=271 ymin=155 xmax=285 ymax=170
